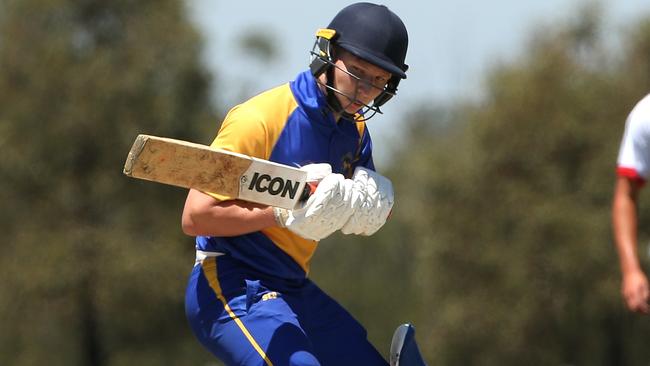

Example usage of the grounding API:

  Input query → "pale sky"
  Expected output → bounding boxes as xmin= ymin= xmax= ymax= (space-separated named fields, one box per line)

xmin=186 ymin=1 xmax=650 ymax=163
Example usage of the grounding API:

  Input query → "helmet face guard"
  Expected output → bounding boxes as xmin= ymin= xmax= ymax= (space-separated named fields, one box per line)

xmin=309 ymin=29 xmax=404 ymax=119
xmin=309 ymin=3 xmax=409 ymax=119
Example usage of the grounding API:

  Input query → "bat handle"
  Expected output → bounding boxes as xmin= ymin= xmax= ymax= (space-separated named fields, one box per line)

xmin=299 ymin=182 xmax=318 ymax=202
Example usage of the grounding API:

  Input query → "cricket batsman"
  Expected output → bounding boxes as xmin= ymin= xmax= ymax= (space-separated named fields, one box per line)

xmin=181 ymin=3 xmax=426 ymax=365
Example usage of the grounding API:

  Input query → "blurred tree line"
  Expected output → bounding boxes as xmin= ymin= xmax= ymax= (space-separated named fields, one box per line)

xmin=0 ymin=0 xmax=216 ymax=364
xmin=2 ymin=0 xmax=650 ymax=365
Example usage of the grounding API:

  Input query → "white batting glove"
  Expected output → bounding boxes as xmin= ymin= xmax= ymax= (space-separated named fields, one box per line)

xmin=274 ymin=173 xmax=354 ymax=241
xmin=300 ymin=163 xmax=332 ymax=183
xmin=341 ymin=167 xmax=394 ymax=236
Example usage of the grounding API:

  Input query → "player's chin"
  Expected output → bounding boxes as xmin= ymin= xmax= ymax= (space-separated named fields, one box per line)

xmin=344 ymin=106 xmax=361 ymax=114
xmin=344 ymin=101 xmax=366 ymax=114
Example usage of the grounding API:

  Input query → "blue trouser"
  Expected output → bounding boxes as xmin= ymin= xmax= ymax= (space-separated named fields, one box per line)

xmin=185 ymin=255 xmax=388 ymax=366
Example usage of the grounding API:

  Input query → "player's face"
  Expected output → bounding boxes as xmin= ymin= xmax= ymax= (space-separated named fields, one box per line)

xmin=332 ymin=50 xmax=391 ymax=115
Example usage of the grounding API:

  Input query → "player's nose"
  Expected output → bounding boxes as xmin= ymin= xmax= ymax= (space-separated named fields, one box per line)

xmin=354 ymin=79 xmax=374 ymax=100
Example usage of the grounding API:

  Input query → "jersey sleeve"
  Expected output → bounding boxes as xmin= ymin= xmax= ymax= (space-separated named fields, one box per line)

xmin=617 ymin=95 xmax=650 ymax=182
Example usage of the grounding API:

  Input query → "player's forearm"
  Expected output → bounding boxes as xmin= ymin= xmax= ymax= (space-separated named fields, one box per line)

xmin=186 ymin=203 xmax=276 ymax=237
xmin=182 ymin=190 xmax=277 ymax=236
xmin=613 ymin=182 xmax=642 ymax=274
xmin=613 ymin=222 xmax=642 ymax=274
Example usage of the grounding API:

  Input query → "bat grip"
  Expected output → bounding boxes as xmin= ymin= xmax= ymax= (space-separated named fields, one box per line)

xmin=299 ymin=182 xmax=318 ymax=202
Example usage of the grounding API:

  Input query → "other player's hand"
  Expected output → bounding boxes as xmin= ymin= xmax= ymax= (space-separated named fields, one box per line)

xmin=274 ymin=173 xmax=354 ymax=241
xmin=341 ymin=167 xmax=394 ymax=236
xmin=622 ymin=269 xmax=650 ymax=314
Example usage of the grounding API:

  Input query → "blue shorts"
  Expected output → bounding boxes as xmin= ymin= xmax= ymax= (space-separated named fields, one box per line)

xmin=185 ymin=255 xmax=388 ymax=366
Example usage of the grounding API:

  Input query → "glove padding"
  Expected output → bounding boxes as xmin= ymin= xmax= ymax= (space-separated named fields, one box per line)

xmin=274 ymin=168 xmax=354 ymax=241
xmin=341 ymin=167 xmax=394 ymax=236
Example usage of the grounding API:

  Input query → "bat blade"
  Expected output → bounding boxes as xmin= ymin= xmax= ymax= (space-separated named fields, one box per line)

xmin=123 ymin=134 xmax=308 ymax=209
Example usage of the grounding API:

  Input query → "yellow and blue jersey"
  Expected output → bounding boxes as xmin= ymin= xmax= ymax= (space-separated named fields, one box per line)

xmin=195 ymin=70 xmax=375 ymax=280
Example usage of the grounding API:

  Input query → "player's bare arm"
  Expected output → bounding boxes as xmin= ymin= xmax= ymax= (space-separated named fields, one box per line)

xmin=181 ymin=188 xmax=276 ymax=237
xmin=612 ymin=176 xmax=650 ymax=314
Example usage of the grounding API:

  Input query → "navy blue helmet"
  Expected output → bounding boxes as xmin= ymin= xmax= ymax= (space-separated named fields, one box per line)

xmin=309 ymin=3 xmax=409 ymax=114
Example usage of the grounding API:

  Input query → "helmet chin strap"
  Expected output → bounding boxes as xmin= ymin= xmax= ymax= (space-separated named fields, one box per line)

xmin=324 ymin=66 xmax=354 ymax=119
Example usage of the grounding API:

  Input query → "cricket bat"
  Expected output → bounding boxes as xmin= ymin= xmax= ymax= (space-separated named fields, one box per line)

xmin=123 ymin=134 xmax=312 ymax=209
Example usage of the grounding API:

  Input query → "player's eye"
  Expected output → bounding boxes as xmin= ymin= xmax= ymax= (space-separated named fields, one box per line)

xmin=349 ymin=66 xmax=362 ymax=76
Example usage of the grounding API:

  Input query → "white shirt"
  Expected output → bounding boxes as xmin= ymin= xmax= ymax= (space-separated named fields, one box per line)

xmin=617 ymin=94 xmax=650 ymax=181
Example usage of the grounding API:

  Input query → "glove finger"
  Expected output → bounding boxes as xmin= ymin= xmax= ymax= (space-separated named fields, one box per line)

xmin=352 ymin=166 xmax=369 ymax=183
xmin=341 ymin=217 xmax=362 ymax=235
xmin=301 ymin=163 xmax=333 ymax=182
xmin=341 ymin=193 xmax=372 ymax=235
xmin=350 ymin=179 xmax=367 ymax=211
xmin=361 ymin=201 xmax=393 ymax=236
xmin=304 ymin=174 xmax=343 ymax=217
